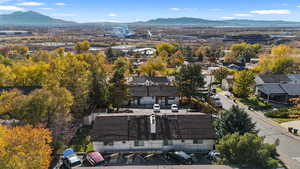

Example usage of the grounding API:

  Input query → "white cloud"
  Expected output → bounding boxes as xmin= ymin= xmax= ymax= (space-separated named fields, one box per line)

xmin=170 ymin=8 xmax=180 ymax=11
xmin=39 ymin=7 xmax=53 ymax=10
xmin=250 ymin=9 xmax=290 ymax=15
xmin=0 ymin=5 xmax=24 ymax=11
xmin=55 ymin=2 xmax=65 ymax=6
xmin=108 ymin=13 xmax=118 ymax=17
xmin=234 ymin=13 xmax=253 ymax=17
xmin=221 ymin=16 xmax=235 ymax=20
xmin=17 ymin=2 xmax=44 ymax=6
xmin=297 ymin=5 xmax=300 ymax=8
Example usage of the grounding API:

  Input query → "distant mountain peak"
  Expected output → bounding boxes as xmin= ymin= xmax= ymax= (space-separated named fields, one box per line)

xmin=0 ymin=10 xmax=76 ymax=26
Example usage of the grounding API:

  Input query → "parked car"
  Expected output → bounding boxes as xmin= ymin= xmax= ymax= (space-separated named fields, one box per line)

xmin=166 ymin=150 xmax=193 ymax=165
xmin=62 ymin=148 xmax=82 ymax=169
xmin=153 ymin=104 xmax=160 ymax=113
xmin=171 ymin=104 xmax=179 ymax=112
xmin=211 ymin=95 xmax=222 ymax=108
xmin=84 ymin=151 xmax=106 ymax=166
xmin=207 ymin=150 xmax=220 ymax=160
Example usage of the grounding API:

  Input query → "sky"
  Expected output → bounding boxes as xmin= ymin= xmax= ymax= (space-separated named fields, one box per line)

xmin=1 ymin=0 xmax=300 ymax=22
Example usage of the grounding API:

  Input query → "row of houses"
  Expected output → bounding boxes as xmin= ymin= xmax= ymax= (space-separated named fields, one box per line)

xmin=91 ymin=113 xmax=216 ymax=153
xmin=127 ymin=76 xmax=179 ymax=107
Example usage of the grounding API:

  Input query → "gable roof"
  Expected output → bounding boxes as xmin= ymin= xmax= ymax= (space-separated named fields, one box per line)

xmin=281 ymin=84 xmax=300 ymax=96
xmin=257 ymin=83 xmax=300 ymax=96
xmin=256 ymin=84 xmax=286 ymax=95
xmin=256 ymin=74 xmax=291 ymax=84
xmin=129 ymin=76 xmax=171 ymax=85
xmin=91 ymin=113 xmax=216 ymax=142
xmin=128 ymin=86 xmax=178 ymax=97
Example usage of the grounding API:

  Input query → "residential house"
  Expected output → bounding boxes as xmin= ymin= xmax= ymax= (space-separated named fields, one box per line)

xmin=222 ymin=75 xmax=234 ymax=91
xmin=90 ymin=113 xmax=216 ymax=153
xmin=255 ymin=74 xmax=300 ymax=104
xmin=127 ymin=76 xmax=179 ymax=107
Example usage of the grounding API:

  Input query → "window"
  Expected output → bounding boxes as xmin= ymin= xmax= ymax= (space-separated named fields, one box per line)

xmin=134 ymin=140 xmax=144 ymax=147
xmin=193 ymin=140 xmax=203 ymax=144
xmin=163 ymin=140 xmax=173 ymax=146
xmin=104 ymin=141 xmax=114 ymax=146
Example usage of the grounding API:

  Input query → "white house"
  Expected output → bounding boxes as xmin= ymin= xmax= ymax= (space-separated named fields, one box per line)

xmin=90 ymin=113 xmax=217 ymax=153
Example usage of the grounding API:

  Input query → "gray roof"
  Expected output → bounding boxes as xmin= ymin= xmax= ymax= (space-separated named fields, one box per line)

xmin=256 ymin=74 xmax=291 ymax=84
xmin=91 ymin=113 xmax=217 ymax=142
xmin=257 ymin=83 xmax=300 ymax=96
xmin=281 ymin=84 xmax=300 ymax=96
xmin=288 ymin=74 xmax=300 ymax=82
xmin=256 ymin=84 xmax=286 ymax=95
xmin=128 ymin=86 xmax=178 ymax=97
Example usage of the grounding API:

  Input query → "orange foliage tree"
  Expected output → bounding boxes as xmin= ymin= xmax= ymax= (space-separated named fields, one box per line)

xmin=0 ymin=125 xmax=52 ymax=169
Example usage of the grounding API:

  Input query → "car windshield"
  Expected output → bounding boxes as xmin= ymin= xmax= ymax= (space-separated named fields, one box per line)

xmin=174 ymin=151 xmax=190 ymax=159
xmin=71 ymin=160 xmax=82 ymax=167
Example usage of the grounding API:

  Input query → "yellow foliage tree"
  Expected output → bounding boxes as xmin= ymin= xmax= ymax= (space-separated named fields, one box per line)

xmin=0 ymin=125 xmax=52 ymax=169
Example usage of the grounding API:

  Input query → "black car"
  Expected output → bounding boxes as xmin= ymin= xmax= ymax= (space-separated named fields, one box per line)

xmin=166 ymin=151 xmax=193 ymax=165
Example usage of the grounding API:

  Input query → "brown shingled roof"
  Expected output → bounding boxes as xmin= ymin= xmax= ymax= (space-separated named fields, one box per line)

xmin=90 ymin=113 xmax=216 ymax=142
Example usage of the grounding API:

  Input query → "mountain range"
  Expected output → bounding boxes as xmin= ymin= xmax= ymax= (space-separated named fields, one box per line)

xmin=2 ymin=11 xmax=300 ymax=27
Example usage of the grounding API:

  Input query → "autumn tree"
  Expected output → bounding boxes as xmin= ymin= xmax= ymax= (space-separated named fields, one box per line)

xmin=48 ymin=53 xmax=91 ymax=118
xmin=108 ymin=58 xmax=129 ymax=111
xmin=0 ymin=125 xmax=52 ymax=169
xmin=233 ymin=70 xmax=255 ymax=98
xmin=256 ymin=45 xmax=295 ymax=74
xmin=156 ymin=42 xmax=176 ymax=56
xmin=79 ymin=53 xmax=110 ymax=108
xmin=0 ymin=64 xmax=14 ymax=86
xmin=138 ymin=57 xmax=167 ymax=77
xmin=226 ymin=43 xmax=261 ymax=63
xmin=170 ymin=50 xmax=184 ymax=67
xmin=212 ymin=67 xmax=230 ymax=84
xmin=175 ymin=64 xmax=205 ymax=101
xmin=75 ymin=40 xmax=90 ymax=54
xmin=196 ymin=46 xmax=224 ymax=63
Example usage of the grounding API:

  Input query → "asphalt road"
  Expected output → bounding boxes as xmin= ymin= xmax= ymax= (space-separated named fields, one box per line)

xmin=217 ymin=93 xmax=300 ymax=169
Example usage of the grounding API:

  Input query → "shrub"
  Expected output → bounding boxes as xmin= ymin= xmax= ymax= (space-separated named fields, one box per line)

xmin=265 ymin=109 xmax=290 ymax=118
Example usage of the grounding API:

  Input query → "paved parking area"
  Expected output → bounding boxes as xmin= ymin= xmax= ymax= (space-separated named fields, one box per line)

xmin=56 ymin=152 xmax=211 ymax=169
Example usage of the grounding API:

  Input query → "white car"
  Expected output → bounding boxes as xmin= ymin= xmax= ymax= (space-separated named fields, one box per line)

xmin=153 ymin=104 xmax=160 ymax=113
xmin=208 ymin=150 xmax=220 ymax=160
xmin=171 ymin=104 xmax=179 ymax=112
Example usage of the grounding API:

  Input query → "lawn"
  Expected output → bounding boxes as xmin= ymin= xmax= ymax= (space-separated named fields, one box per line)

xmin=271 ymin=118 xmax=297 ymax=124
xmin=264 ymin=108 xmax=300 ymax=124
xmin=238 ymin=95 xmax=271 ymax=110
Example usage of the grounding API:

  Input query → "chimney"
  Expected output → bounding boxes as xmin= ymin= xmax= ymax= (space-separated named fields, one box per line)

xmin=150 ymin=114 xmax=156 ymax=134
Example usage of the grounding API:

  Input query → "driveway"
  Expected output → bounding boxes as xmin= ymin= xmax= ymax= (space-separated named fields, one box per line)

xmin=217 ymin=92 xmax=300 ymax=169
